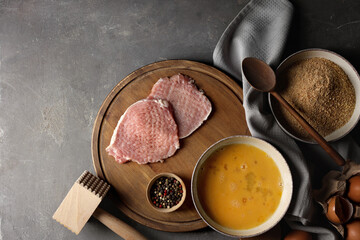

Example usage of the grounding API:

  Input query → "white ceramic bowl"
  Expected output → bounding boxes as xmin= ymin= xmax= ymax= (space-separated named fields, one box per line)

xmin=191 ymin=135 xmax=293 ymax=238
xmin=269 ymin=48 xmax=360 ymax=143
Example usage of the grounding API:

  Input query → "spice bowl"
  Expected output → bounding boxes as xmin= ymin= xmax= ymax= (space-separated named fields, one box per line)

xmin=191 ymin=135 xmax=293 ymax=238
xmin=146 ymin=172 xmax=186 ymax=213
xmin=269 ymin=48 xmax=360 ymax=143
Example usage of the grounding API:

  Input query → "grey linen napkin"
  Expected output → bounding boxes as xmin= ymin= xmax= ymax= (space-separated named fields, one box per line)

xmin=213 ymin=0 xmax=343 ymax=239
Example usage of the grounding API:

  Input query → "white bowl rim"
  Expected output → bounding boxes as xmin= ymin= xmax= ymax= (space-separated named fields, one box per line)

xmin=191 ymin=135 xmax=293 ymax=238
xmin=269 ymin=48 xmax=360 ymax=144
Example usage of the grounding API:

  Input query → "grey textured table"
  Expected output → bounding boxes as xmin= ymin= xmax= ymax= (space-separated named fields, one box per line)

xmin=1 ymin=0 xmax=360 ymax=239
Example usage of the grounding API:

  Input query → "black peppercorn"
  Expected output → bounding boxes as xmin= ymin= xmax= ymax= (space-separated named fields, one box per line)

xmin=150 ymin=176 xmax=183 ymax=209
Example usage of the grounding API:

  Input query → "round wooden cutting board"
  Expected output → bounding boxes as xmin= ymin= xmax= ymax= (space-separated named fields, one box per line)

xmin=91 ymin=60 xmax=250 ymax=232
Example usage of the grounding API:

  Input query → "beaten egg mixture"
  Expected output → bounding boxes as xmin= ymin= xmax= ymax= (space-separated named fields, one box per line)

xmin=198 ymin=144 xmax=283 ymax=230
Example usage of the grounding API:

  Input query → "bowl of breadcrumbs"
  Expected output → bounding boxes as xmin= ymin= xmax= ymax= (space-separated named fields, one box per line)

xmin=269 ymin=48 xmax=360 ymax=143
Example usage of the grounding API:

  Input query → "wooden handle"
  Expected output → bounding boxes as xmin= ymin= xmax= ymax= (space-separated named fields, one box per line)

xmin=93 ymin=208 xmax=147 ymax=240
xmin=271 ymin=92 xmax=346 ymax=166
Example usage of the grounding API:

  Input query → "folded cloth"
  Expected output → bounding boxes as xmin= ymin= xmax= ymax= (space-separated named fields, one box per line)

xmin=213 ymin=0 xmax=347 ymax=239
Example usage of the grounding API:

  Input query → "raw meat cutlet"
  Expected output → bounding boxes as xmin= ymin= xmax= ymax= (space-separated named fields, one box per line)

xmin=148 ymin=73 xmax=212 ymax=138
xmin=106 ymin=99 xmax=179 ymax=164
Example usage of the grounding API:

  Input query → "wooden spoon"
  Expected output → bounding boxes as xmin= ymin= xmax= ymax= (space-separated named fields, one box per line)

xmin=242 ymin=57 xmax=346 ymax=166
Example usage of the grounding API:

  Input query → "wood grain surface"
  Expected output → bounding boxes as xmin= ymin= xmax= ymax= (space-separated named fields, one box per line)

xmin=91 ymin=60 xmax=251 ymax=232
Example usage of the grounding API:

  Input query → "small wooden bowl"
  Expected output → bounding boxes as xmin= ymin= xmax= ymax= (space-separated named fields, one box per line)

xmin=146 ymin=173 xmax=186 ymax=213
